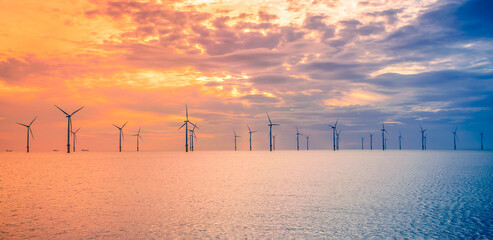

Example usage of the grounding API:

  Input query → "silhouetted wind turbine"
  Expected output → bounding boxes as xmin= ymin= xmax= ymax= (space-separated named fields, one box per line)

xmin=296 ymin=127 xmax=303 ymax=151
xmin=234 ymin=131 xmax=241 ymax=151
xmin=369 ymin=132 xmax=375 ymax=150
xmin=189 ymin=124 xmax=197 ymax=151
xmin=336 ymin=129 xmax=342 ymax=150
xmin=178 ymin=105 xmax=198 ymax=152
xmin=398 ymin=131 xmax=403 ymax=150
xmin=424 ymin=134 xmax=428 ymax=150
xmin=113 ymin=121 xmax=128 ymax=152
xmin=132 ymin=127 xmax=143 ymax=152
xmin=381 ymin=123 xmax=388 ymax=150
xmin=267 ymin=113 xmax=279 ymax=151
xmin=361 ymin=136 xmax=365 ymax=150
xmin=247 ymin=125 xmax=258 ymax=151
xmin=329 ymin=120 xmax=338 ymax=151
xmin=420 ymin=126 xmax=427 ymax=150
xmin=71 ymin=128 xmax=80 ymax=152
xmin=55 ymin=105 xmax=84 ymax=153
xmin=452 ymin=127 xmax=458 ymax=150
xmin=273 ymin=134 xmax=277 ymax=151
xmin=480 ymin=132 xmax=484 ymax=150
xmin=16 ymin=116 xmax=37 ymax=153
xmin=306 ymin=135 xmax=310 ymax=150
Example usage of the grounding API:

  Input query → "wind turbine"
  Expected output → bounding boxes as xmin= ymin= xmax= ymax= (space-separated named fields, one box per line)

xmin=452 ymin=127 xmax=458 ymax=150
xmin=267 ymin=113 xmax=279 ymax=151
xmin=273 ymin=134 xmax=277 ymax=151
xmin=132 ymin=128 xmax=143 ymax=152
xmin=71 ymin=128 xmax=80 ymax=152
xmin=480 ymin=132 xmax=484 ymax=150
xmin=336 ymin=129 xmax=342 ymax=150
xmin=16 ymin=116 xmax=37 ymax=153
xmin=381 ymin=123 xmax=388 ymax=151
xmin=247 ymin=125 xmax=258 ymax=151
xmin=361 ymin=136 xmax=365 ymax=150
xmin=369 ymin=132 xmax=375 ymax=150
xmin=306 ymin=135 xmax=310 ymax=150
xmin=55 ymin=105 xmax=84 ymax=153
xmin=329 ymin=120 xmax=338 ymax=151
xmin=424 ymin=134 xmax=427 ymax=150
xmin=296 ymin=127 xmax=303 ymax=151
xmin=113 ymin=121 xmax=128 ymax=152
xmin=234 ymin=131 xmax=241 ymax=151
xmin=420 ymin=126 xmax=427 ymax=150
xmin=189 ymin=125 xmax=197 ymax=151
xmin=178 ymin=105 xmax=198 ymax=152
xmin=398 ymin=131 xmax=404 ymax=150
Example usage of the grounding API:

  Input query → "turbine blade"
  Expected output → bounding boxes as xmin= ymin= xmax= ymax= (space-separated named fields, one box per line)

xmin=74 ymin=128 xmax=80 ymax=133
xmin=178 ymin=122 xmax=186 ymax=130
xmin=122 ymin=121 xmax=128 ymax=128
xmin=29 ymin=127 xmax=34 ymax=139
xmin=266 ymin=112 xmax=272 ymax=124
xmin=121 ymin=130 xmax=124 ymax=142
xmin=189 ymin=122 xmax=199 ymax=129
xmin=273 ymin=124 xmax=280 ymax=126
xmin=335 ymin=119 xmax=338 ymax=127
xmin=138 ymin=127 xmax=141 ymax=134
xmin=54 ymin=105 xmax=69 ymax=115
xmin=247 ymin=125 xmax=251 ymax=132
xmin=29 ymin=116 xmax=38 ymax=126
xmin=139 ymin=135 xmax=143 ymax=141
xmin=71 ymin=106 xmax=84 ymax=116
xmin=186 ymin=104 xmax=189 ymax=121
xmin=113 ymin=124 xmax=120 ymax=129
xmin=17 ymin=123 xmax=28 ymax=127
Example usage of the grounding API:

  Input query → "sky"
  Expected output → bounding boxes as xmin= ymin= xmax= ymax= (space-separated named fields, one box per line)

xmin=0 ymin=0 xmax=492 ymax=152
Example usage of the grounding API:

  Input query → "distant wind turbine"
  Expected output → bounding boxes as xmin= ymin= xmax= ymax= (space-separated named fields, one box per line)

xmin=420 ymin=126 xmax=427 ymax=150
xmin=132 ymin=127 xmax=143 ymax=152
xmin=452 ymin=127 xmax=458 ymax=150
xmin=178 ymin=105 xmax=198 ymax=152
xmin=381 ymin=123 xmax=388 ymax=151
xmin=306 ymin=135 xmax=310 ymax=150
xmin=71 ymin=128 xmax=80 ymax=152
xmin=329 ymin=120 xmax=338 ymax=151
xmin=234 ymin=131 xmax=241 ymax=151
xmin=55 ymin=105 xmax=84 ymax=153
xmin=369 ymin=132 xmax=375 ymax=150
xmin=189 ymin=124 xmax=197 ymax=151
xmin=398 ymin=131 xmax=403 ymax=150
xmin=336 ymin=129 xmax=342 ymax=150
xmin=361 ymin=136 xmax=365 ymax=150
xmin=16 ymin=116 xmax=37 ymax=153
xmin=424 ymin=134 xmax=428 ymax=150
xmin=247 ymin=125 xmax=258 ymax=151
xmin=480 ymin=132 xmax=484 ymax=150
xmin=296 ymin=127 xmax=303 ymax=151
xmin=113 ymin=121 xmax=128 ymax=152
xmin=267 ymin=113 xmax=279 ymax=151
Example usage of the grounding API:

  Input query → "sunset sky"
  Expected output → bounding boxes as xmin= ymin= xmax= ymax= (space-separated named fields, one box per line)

xmin=0 ymin=0 xmax=491 ymax=151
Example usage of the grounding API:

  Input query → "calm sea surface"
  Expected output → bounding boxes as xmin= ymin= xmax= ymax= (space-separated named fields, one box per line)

xmin=1 ymin=150 xmax=492 ymax=239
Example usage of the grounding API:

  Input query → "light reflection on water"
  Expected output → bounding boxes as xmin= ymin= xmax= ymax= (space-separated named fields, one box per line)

xmin=1 ymin=151 xmax=492 ymax=239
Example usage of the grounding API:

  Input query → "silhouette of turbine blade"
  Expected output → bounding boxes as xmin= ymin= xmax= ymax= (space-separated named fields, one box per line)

xmin=139 ymin=135 xmax=143 ymax=141
xmin=29 ymin=127 xmax=34 ymax=139
xmin=71 ymin=106 xmax=84 ymax=116
xmin=138 ymin=128 xmax=141 ymax=134
xmin=74 ymin=128 xmax=80 ymax=134
xmin=29 ymin=116 xmax=38 ymax=126
xmin=122 ymin=121 xmax=128 ymax=128
xmin=113 ymin=124 xmax=120 ymax=129
xmin=54 ymin=105 xmax=69 ymax=115
xmin=17 ymin=123 xmax=28 ymax=127
xmin=266 ymin=112 xmax=272 ymax=124
xmin=178 ymin=122 xmax=186 ymax=130
xmin=247 ymin=125 xmax=251 ymax=132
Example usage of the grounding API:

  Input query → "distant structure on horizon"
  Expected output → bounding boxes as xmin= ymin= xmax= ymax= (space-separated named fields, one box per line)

xmin=452 ymin=127 xmax=458 ymax=150
xmin=420 ymin=126 xmax=427 ymax=150
xmin=361 ymin=136 xmax=365 ymax=150
xmin=296 ymin=127 xmax=303 ymax=151
xmin=55 ymin=105 xmax=84 ymax=153
xmin=480 ymin=132 xmax=484 ymax=150
xmin=16 ymin=116 xmax=37 ymax=153
xmin=399 ymin=131 xmax=403 ymax=150
xmin=71 ymin=128 xmax=80 ymax=152
xmin=329 ymin=120 xmax=338 ymax=151
xmin=247 ymin=125 xmax=257 ymax=151
xmin=113 ymin=121 xmax=128 ymax=152
xmin=132 ymin=127 xmax=143 ymax=152
xmin=233 ymin=131 xmax=240 ymax=151
xmin=369 ymin=132 xmax=375 ymax=150
xmin=267 ymin=113 xmax=279 ymax=151
xmin=306 ymin=135 xmax=310 ymax=150
xmin=381 ymin=124 xmax=388 ymax=151
xmin=178 ymin=105 xmax=198 ymax=152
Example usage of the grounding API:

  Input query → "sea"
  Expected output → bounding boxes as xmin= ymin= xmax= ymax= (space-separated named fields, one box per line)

xmin=1 ymin=150 xmax=492 ymax=239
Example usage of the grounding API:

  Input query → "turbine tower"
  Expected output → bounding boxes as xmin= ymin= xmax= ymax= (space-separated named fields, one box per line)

xmin=329 ymin=120 xmax=338 ymax=151
xmin=273 ymin=134 xmax=277 ymax=151
xmin=71 ymin=128 xmax=80 ymax=152
xmin=16 ymin=116 xmax=37 ymax=153
xmin=113 ymin=121 xmax=128 ymax=152
xmin=381 ymin=123 xmax=388 ymax=150
xmin=55 ymin=105 xmax=84 ymax=153
xmin=189 ymin=125 xmax=197 ymax=151
xmin=267 ymin=113 xmax=279 ymax=151
xmin=452 ymin=127 xmax=458 ymax=150
xmin=420 ymin=126 xmax=427 ymax=150
xmin=247 ymin=125 xmax=258 ymax=151
xmin=424 ymin=134 xmax=427 ymax=150
xmin=306 ymin=135 xmax=310 ymax=150
xmin=296 ymin=127 xmax=303 ymax=151
xmin=178 ymin=105 xmax=198 ymax=152
xmin=361 ymin=136 xmax=365 ymax=150
xmin=369 ymin=132 xmax=375 ymax=150
xmin=234 ymin=131 xmax=241 ymax=151
xmin=132 ymin=128 xmax=143 ymax=152
xmin=336 ymin=129 xmax=342 ymax=150
xmin=398 ymin=131 xmax=403 ymax=150
xmin=480 ymin=132 xmax=484 ymax=150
